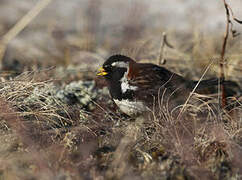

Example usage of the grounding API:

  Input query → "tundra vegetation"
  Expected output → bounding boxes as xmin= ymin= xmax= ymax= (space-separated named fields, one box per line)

xmin=0 ymin=0 xmax=241 ymax=179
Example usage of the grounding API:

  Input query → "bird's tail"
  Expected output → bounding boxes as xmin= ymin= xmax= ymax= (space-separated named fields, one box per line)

xmin=193 ymin=78 xmax=223 ymax=90
xmin=191 ymin=78 xmax=241 ymax=96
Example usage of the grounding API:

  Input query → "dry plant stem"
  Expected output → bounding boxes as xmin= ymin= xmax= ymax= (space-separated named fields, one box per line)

xmin=177 ymin=61 xmax=213 ymax=121
xmin=157 ymin=32 xmax=174 ymax=65
xmin=158 ymin=32 xmax=166 ymax=65
xmin=0 ymin=0 xmax=54 ymax=62
xmin=220 ymin=0 xmax=230 ymax=108
xmin=226 ymin=3 xmax=242 ymax=24
xmin=174 ymin=62 xmax=213 ymax=154
xmin=0 ymin=44 xmax=6 ymax=68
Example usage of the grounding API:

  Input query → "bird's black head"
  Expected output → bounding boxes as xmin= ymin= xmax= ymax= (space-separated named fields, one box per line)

xmin=97 ymin=54 xmax=135 ymax=81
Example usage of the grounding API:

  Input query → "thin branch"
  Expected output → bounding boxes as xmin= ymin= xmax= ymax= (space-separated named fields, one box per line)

xmin=220 ymin=0 xmax=242 ymax=110
xmin=220 ymin=0 xmax=230 ymax=108
xmin=227 ymin=4 xmax=242 ymax=24
xmin=157 ymin=32 xmax=174 ymax=66
xmin=233 ymin=18 xmax=242 ymax=24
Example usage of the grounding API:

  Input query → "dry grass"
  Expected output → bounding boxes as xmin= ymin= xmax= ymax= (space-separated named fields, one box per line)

xmin=0 ymin=65 xmax=241 ymax=180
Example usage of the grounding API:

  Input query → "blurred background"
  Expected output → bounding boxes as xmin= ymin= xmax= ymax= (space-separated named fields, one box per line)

xmin=0 ymin=0 xmax=241 ymax=82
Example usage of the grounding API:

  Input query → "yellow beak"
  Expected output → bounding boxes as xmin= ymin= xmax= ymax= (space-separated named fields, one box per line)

xmin=97 ymin=67 xmax=108 ymax=76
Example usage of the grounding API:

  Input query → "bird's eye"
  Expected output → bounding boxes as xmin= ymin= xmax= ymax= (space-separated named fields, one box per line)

xmin=104 ymin=65 xmax=112 ymax=71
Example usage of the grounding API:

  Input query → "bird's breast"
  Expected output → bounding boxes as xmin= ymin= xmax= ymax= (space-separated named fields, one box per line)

xmin=120 ymin=74 xmax=137 ymax=93
xmin=113 ymin=98 xmax=148 ymax=116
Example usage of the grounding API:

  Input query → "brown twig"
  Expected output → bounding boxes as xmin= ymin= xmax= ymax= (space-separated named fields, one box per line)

xmin=157 ymin=32 xmax=173 ymax=66
xmin=220 ymin=0 xmax=242 ymax=109
xmin=227 ymin=4 xmax=242 ymax=24
xmin=220 ymin=0 xmax=229 ymax=108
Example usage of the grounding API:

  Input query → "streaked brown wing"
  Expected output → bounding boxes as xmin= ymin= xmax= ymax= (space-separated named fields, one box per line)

xmin=127 ymin=63 xmax=191 ymax=105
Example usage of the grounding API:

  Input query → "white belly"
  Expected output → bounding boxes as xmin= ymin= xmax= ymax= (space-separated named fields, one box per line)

xmin=113 ymin=99 xmax=148 ymax=116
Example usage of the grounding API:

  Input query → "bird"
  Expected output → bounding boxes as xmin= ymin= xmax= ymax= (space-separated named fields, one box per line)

xmin=97 ymin=54 xmax=225 ymax=116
